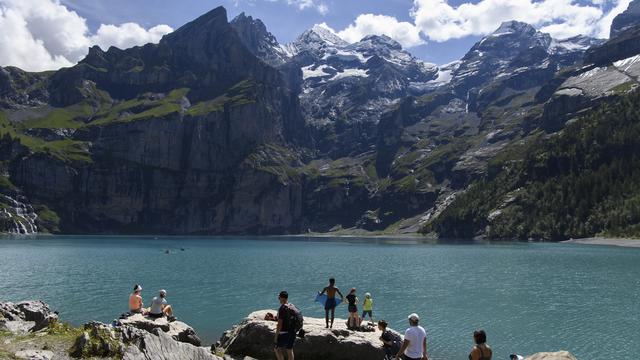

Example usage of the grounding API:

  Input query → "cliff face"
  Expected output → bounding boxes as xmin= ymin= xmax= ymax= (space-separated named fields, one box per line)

xmin=1 ymin=6 xmax=307 ymax=234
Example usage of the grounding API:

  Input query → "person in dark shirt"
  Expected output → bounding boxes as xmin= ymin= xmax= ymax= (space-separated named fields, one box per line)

xmin=274 ymin=291 xmax=295 ymax=360
xmin=345 ymin=287 xmax=360 ymax=329
xmin=378 ymin=320 xmax=402 ymax=360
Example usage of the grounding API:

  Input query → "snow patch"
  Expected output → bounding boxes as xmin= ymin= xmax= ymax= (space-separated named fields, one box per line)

xmin=302 ymin=64 xmax=333 ymax=79
xmin=329 ymin=68 xmax=369 ymax=81
xmin=614 ymin=54 xmax=640 ymax=72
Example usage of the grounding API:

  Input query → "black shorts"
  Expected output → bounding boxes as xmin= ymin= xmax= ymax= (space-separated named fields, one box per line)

xmin=276 ymin=332 xmax=296 ymax=349
xmin=348 ymin=304 xmax=357 ymax=313
xmin=148 ymin=312 xmax=164 ymax=319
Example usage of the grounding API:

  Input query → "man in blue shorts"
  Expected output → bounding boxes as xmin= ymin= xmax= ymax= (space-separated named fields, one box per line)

xmin=274 ymin=291 xmax=295 ymax=360
xmin=319 ymin=278 xmax=344 ymax=328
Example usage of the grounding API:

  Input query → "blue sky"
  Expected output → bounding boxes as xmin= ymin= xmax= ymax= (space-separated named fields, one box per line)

xmin=60 ymin=0 xmax=627 ymax=65
xmin=0 ymin=0 xmax=630 ymax=71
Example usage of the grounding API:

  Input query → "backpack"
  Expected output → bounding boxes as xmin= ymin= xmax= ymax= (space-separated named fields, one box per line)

xmin=283 ymin=303 xmax=304 ymax=332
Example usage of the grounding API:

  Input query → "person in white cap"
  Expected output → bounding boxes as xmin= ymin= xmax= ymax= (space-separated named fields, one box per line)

xmin=149 ymin=289 xmax=175 ymax=321
xmin=129 ymin=284 xmax=144 ymax=314
xmin=396 ymin=313 xmax=428 ymax=360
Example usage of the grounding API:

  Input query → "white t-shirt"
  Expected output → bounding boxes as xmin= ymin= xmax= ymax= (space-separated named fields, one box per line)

xmin=403 ymin=325 xmax=427 ymax=358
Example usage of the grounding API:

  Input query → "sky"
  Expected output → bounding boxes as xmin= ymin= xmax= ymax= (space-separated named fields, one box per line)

xmin=0 ymin=0 xmax=633 ymax=72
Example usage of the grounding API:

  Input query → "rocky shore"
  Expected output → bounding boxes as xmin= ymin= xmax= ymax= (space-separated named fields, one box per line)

xmin=1 ymin=301 xmax=577 ymax=360
xmin=562 ymin=237 xmax=640 ymax=248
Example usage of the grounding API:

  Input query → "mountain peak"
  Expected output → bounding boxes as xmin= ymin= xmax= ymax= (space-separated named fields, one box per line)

xmin=611 ymin=0 xmax=640 ymax=37
xmin=162 ymin=6 xmax=229 ymax=45
xmin=359 ymin=34 xmax=402 ymax=50
xmin=304 ymin=24 xmax=349 ymax=47
xmin=493 ymin=21 xmax=537 ymax=36
xmin=230 ymin=11 xmax=288 ymax=66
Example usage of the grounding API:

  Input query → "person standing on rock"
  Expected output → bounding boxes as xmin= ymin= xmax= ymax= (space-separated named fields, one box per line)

xmin=396 ymin=313 xmax=428 ymax=360
xmin=129 ymin=284 xmax=144 ymax=314
xmin=345 ymin=287 xmax=360 ymax=329
xmin=149 ymin=289 xmax=175 ymax=321
xmin=274 ymin=291 xmax=296 ymax=360
xmin=362 ymin=292 xmax=374 ymax=323
xmin=319 ymin=278 xmax=344 ymax=328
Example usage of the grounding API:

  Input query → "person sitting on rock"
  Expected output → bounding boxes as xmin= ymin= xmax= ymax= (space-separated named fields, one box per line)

xmin=378 ymin=319 xmax=402 ymax=360
xmin=274 ymin=291 xmax=296 ymax=360
xmin=345 ymin=288 xmax=360 ymax=329
xmin=148 ymin=289 xmax=175 ymax=321
xmin=362 ymin=292 xmax=374 ymax=323
xmin=469 ymin=330 xmax=492 ymax=360
xmin=319 ymin=278 xmax=344 ymax=329
xmin=129 ymin=284 xmax=144 ymax=314
xmin=397 ymin=313 xmax=428 ymax=360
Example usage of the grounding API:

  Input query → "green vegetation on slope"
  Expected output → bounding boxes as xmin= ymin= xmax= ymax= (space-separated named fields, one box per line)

xmin=187 ymin=79 xmax=257 ymax=116
xmin=425 ymin=91 xmax=640 ymax=240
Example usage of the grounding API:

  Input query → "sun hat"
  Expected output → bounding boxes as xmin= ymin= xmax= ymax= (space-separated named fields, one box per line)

xmin=159 ymin=289 xmax=167 ymax=296
xmin=134 ymin=284 xmax=142 ymax=292
xmin=408 ymin=313 xmax=420 ymax=322
xmin=365 ymin=292 xmax=371 ymax=298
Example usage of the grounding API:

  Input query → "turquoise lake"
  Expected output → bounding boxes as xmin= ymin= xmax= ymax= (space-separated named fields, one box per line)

xmin=1 ymin=236 xmax=639 ymax=359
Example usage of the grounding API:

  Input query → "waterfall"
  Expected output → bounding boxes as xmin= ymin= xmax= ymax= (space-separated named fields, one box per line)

xmin=1 ymin=194 xmax=38 ymax=234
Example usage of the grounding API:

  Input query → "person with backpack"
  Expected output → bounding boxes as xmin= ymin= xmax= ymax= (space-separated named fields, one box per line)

xmin=274 ymin=291 xmax=302 ymax=360
xmin=378 ymin=320 xmax=402 ymax=360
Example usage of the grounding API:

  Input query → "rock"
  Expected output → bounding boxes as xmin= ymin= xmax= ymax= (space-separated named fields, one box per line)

xmin=220 ymin=310 xmax=392 ymax=360
xmin=70 ymin=321 xmax=123 ymax=358
xmin=16 ymin=301 xmax=59 ymax=332
xmin=525 ymin=351 xmax=577 ymax=360
xmin=0 ymin=301 xmax=58 ymax=334
xmin=123 ymin=330 xmax=220 ymax=360
xmin=610 ymin=0 xmax=640 ymax=37
xmin=14 ymin=349 xmax=54 ymax=360
xmin=118 ymin=313 xmax=202 ymax=346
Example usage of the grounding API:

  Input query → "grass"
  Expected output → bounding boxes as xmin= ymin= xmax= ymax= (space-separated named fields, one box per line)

xmin=91 ymin=88 xmax=189 ymax=125
xmin=20 ymin=103 xmax=94 ymax=129
xmin=611 ymin=81 xmax=637 ymax=95
xmin=187 ymin=79 xmax=257 ymax=116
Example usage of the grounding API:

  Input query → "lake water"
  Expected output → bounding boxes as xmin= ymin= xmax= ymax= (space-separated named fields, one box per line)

xmin=0 ymin=236 xmax=638 ymax=359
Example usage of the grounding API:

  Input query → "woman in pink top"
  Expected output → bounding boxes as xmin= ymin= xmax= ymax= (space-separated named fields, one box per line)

xmin=129 ymin=284 xmax=144 ymax=313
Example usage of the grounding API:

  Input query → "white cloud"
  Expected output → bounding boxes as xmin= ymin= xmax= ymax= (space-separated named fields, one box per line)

xmin=286 ymin=0 xmax=328 ymax=14
xmin=411 ymin=0 xmax=630 ymax=42
xmin=90 ymin=23 xmax=173 ymax=51
xmin=336 ymin=14 xmax=425 ymax=48
xmin=0 ymin=0 xmax=172 ymax=72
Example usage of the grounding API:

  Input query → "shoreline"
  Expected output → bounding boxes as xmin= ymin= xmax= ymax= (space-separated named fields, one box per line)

xmin=562 ymin=237 xmax=640 ymax=248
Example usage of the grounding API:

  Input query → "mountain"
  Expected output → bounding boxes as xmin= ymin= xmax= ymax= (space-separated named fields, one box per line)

xmin=230 ymin=17 xmax=439 ymax=156
xmin=229 ymin=12 xmax=289 ymax=67
xmin=1 ymin=7 xmax=640 ymax=239
xmin=611 ymin=0 xmax=640 ymax=37
xmin=0 ymin=6 xmax=307 ymax=234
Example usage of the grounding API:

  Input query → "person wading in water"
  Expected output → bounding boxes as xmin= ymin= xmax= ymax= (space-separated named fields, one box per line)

xmin=319 ymin=278 xmax=344 ymax=328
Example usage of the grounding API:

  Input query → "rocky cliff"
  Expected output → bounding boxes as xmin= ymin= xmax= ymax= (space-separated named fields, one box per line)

xmin=1 ymin=5 xmax=640 ymax=238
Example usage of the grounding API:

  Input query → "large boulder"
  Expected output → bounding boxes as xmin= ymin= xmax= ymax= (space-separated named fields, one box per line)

xmin=0 ymin=301 xmax=58 ymax=334
xmin=118 ymin=313 xmax=202 ymax=346
xmin=219 ymin=310 xmax=393 ymax=360
xmin=123 ymin=329 xmax=220 ymax=360
xmin=525 ymin=351 xmax=577 ymax=360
